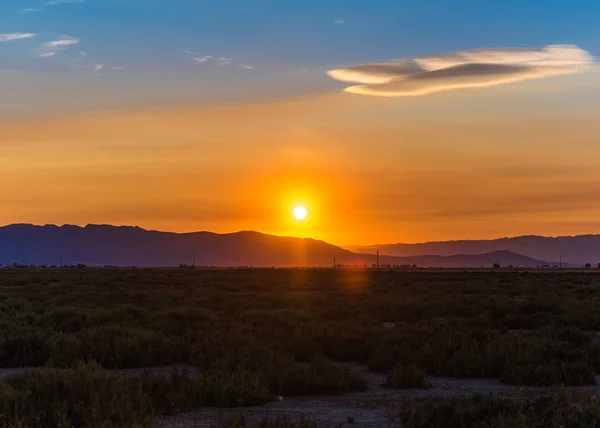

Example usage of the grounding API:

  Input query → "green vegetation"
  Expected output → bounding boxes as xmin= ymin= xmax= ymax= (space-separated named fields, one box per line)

xmin=384 ymin=363 xmax=429 ymax=389
xmin=0 ymin=362 xmax=268 ymax=427
xmin=1 ymin=268 xmax=600 ymax=425
xmin=399 ymin=390 xmax=600 ymax=428
xmin=269 ymin=358 xmax=367 ymax=395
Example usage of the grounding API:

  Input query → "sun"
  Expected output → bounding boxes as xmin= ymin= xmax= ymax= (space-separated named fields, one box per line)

xmin=293 ymin=205 xmax=308 ymax=221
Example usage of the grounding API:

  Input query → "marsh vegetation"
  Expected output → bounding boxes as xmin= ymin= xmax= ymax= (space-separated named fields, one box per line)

xmin=2 ymin=268 xmax=600 ymax=426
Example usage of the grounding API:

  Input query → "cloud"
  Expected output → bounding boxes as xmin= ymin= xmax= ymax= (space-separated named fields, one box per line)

xmin=18 ymin=8 xmax=43 ymax=13
xmin=217 ymin=57 xmax=233 ymax=66
xmin=37 ymin=35 xmax=79 ymax=57
xmin=192 ymin=55 xmax=213 ymax=64
xmin=69 ymin=56 xmax=102 ymax=74
xmin=0 ymin=33 xmax=37 ymax=42
xmin=46 ymin=38 xmax=79 ymax=48
xmin=334 ymin=19 xmax=344 ymax=25
xmin=45 ymin=0 xmax=83 ymax=4
xmin=327 ymin=45 xmax=595 ymax=96
xmin=185 ymin=50 xmax=253 ymax=69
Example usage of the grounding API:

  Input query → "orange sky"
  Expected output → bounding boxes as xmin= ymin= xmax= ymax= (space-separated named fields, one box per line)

xmin=3 ymin=74 xmax=600 ymax=246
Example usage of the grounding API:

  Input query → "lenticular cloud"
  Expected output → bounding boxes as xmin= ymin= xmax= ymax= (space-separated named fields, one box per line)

xmin=327 ymin=45 xmax=595 ymax=96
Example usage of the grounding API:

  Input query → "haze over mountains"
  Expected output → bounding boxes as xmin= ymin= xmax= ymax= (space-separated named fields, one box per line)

xmin=0 ymin=224 xmax=555 ymax=268
xmin=347 ymin=235 xmax=600 ymax=266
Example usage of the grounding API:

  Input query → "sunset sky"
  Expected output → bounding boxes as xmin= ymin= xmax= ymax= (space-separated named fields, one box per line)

xmin=2 ymin=0 xmax=600 ymax=245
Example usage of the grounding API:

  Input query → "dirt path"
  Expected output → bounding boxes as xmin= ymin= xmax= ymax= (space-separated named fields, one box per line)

xmin=2 ymin=364 xmax=597 ymax=427
xmin=158 ymin=364 xmax=535 ymax=428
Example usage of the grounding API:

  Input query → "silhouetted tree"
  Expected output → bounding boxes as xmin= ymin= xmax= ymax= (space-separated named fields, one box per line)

xmin=585 ymin=263 xmax=592 ymax=269
xmin=493 ymin=263 xmax=501 ymax=269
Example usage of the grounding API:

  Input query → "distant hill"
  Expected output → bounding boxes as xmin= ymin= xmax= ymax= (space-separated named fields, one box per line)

xmin=0 ymin=224 xmax=551 ymax=268
xmin=347 ymin=235 xmax=600 ymax=266
xmin=394 ymin=250 xmax=557 ymax=269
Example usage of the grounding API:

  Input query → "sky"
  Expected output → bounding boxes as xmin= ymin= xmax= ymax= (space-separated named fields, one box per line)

xmin=2 ymin=0 xmax=600 ymax=245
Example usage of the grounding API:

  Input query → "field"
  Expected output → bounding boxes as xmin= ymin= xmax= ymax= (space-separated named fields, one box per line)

xmin=2 ymin=268 xmax=600 ymax=426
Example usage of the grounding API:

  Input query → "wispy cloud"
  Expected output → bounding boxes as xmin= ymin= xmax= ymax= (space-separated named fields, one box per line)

xmin=46 ymin=38 xmax=79 ymax=48
xmin=37 ymin=34 xmax=79 ymax=57
xmin=18 ymin=8 xmax=43 ymax=14
xmin=185 ymin=50 xmax=254 ymax=70
xmin=69 ymin=56 xmax=101 ymax=73
xmin=217 ymin=57 xmax=233 ymax=66
xmin=327 ymin=45 xmax=595 ymax=96
xmin=45 ymin=0 xmax=83 ymax=5
xmin=0 ymin=33 xmax=37 ymax=43
xmin=68 ymin=52 xmax=123 ymax=75
xmin=192 ymin=55 xmax=213 ymax=64
xmin=333 ymin=19 xmax=345 ymax=25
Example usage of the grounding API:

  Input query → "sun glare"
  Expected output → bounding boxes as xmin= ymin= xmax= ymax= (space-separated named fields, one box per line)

xmin=293 ymin=205 xmax=308 ymax=221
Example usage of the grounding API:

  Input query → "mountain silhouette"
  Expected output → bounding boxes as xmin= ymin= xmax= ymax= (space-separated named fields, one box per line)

xmin=0 ymin=224 xmax=551 ymax=268
xmin=347 ymin=235 xmax=600 ymax=265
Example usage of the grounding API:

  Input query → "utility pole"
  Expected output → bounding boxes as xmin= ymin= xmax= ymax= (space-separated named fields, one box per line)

xmin=559 ymin=254 xmax=562 ymax=269
xmin=376 ymin=250 xmax=380 ymax=269
xmin=333 ymin=256 xmax=336 ymax=269
xmin=193 ymin=253 xmax=196 ymax=269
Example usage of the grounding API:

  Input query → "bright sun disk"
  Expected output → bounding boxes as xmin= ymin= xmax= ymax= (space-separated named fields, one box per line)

xmin=293 ymin=205 xmax=308 ymax=220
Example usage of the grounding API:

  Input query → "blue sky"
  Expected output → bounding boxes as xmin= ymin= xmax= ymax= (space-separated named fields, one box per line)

xmin=2 ymin=0 xmax=599 ymax=81
xmin=1 ymin=0 xmax=600 ymax=119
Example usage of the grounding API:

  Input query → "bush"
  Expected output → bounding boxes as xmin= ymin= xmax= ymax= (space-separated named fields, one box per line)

xmin=0 ymin=363 xmax=271 ymax=427
xmin=274 ymin=358 xmax=367 ymax=396
xmin=138 ymin=368 xmax=270 ymax=410
xmin=501 ymin=362 xmax=597 ymax=386
xmin=0 ymin=363 xmax=154 ymax=427
xmin=384 ymin=364 xmax=429 ymax=389
xmin=0 ymin=329 xmax=50 ymax=367
xmin=399 ymin=390 xmax=600 ymax=428
xmin=48 ymin=326 xmax=183 ymax=368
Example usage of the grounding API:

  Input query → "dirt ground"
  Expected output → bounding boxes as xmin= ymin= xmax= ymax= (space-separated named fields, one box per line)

xmin=158 ymin=363 xmax=538 ymax=428
xmin=2 ymin=363 xmax=596 ymax=428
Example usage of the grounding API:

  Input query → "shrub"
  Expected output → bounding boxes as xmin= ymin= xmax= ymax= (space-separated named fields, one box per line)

xmin=48 ymin=326 xmax=183 ymax=368
xmin=137 ymin=368 xmax=270 ymax=410
xmin=384 ymin=364 xmax=430 ymax=389
xmin=501 ymin=362 xmax=597 ymax=386
xmin=0 ymin=329 xmax=50 ymax=367
xmin=275 ymin=358 xmax=367 ymax=396
xmin=399 ymin=390 xmax=600 ymax=428
xmin=36 ymin=307 xmax=88 ymax=333
xmin=0 ymin=363 xmax=271 ymax=427
xmin=0 ymin=362 xmax=154 ymax=427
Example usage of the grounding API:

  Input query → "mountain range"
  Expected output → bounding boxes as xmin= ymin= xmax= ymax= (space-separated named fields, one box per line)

xmin=0 ymin=224 xmax=556 ymax=268
xmin=347 ymin=235 xmax=600 ymax=265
